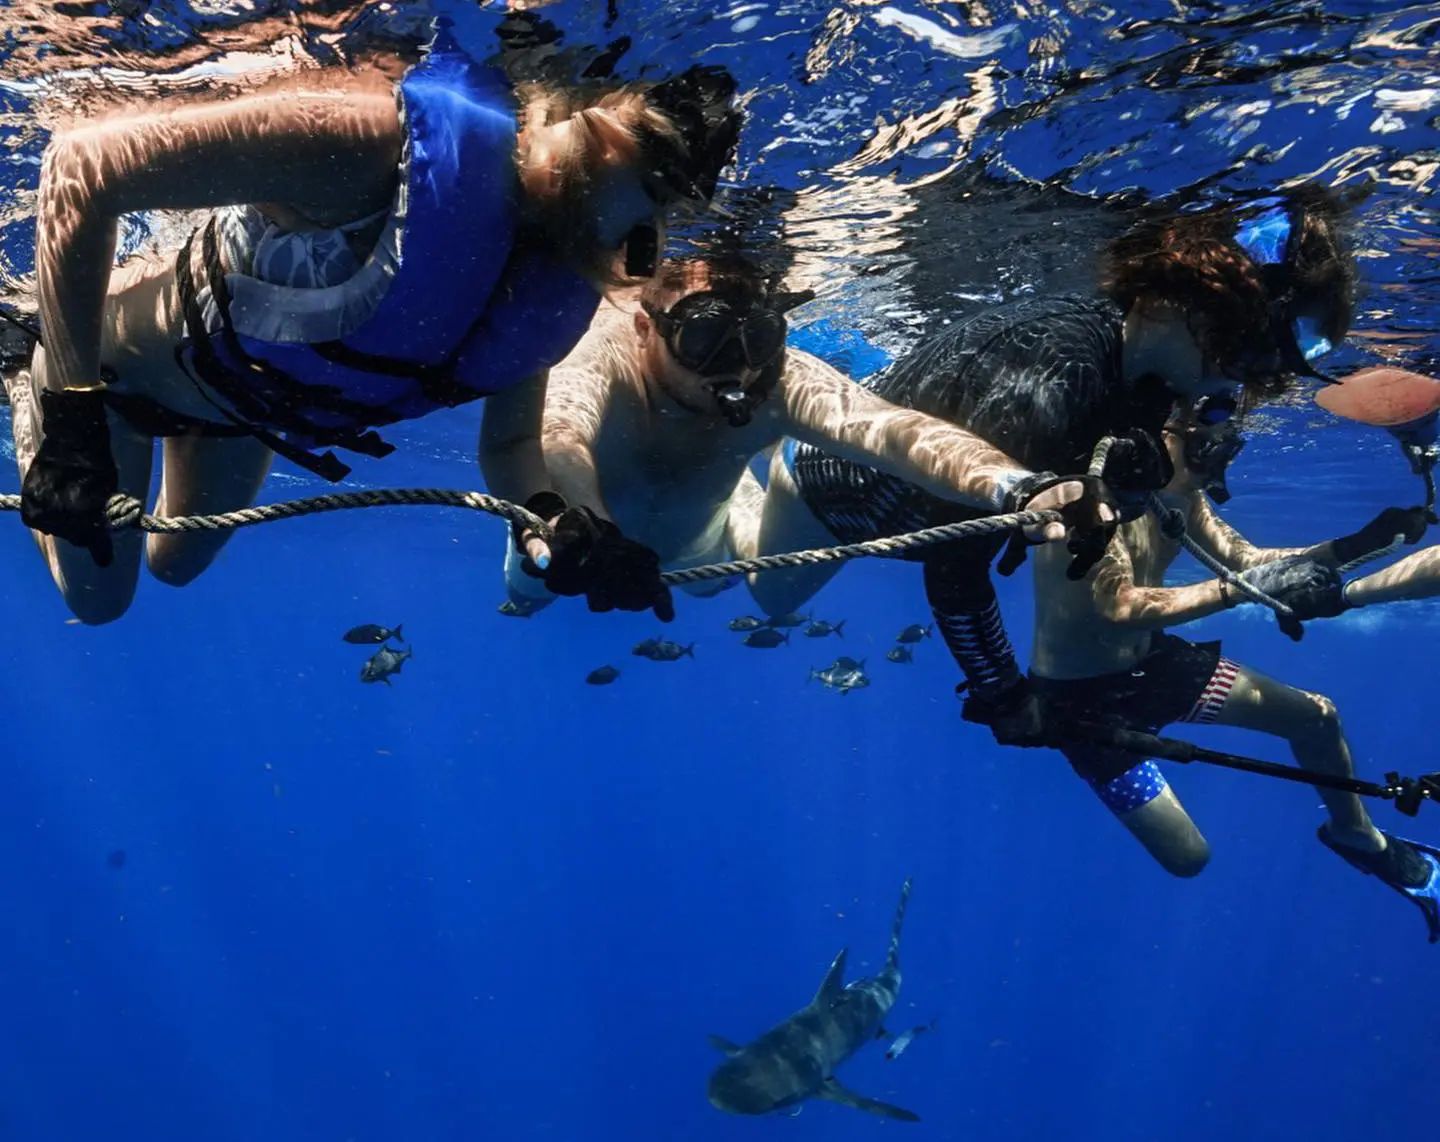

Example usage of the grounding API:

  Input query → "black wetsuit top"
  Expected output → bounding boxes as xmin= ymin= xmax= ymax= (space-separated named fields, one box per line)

xmin=789 ymin=294 xmax=1172 ymax=693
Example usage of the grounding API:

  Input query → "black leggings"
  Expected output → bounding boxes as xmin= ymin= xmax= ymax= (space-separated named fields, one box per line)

xmin=789 ymin=442 xmax=1021 ymax=693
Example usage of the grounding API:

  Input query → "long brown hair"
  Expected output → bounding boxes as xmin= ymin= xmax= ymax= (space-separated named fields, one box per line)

xmin=1102 ymin=182 xmax=1360 ymax=397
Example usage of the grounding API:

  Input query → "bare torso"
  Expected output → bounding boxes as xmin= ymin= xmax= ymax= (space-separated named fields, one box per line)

xmin=542 ymin=305 xmax=787 ymax=564
xmin=1029 ymin=497 xmax=1185 ymax=679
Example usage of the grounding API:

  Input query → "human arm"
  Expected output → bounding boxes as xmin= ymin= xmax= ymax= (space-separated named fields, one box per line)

xmin=482 ymin=354 xmax=672 ymax=621
xmin=24 ymin=80 xmax=402 ymax=563
xmin=1089 ymin=532 xmax=1232 ymax=630
xmin=1332 ymin=545 xmax=1440 ymax=607
xmin=1181 ymin=493 xmax=1309 ymax=571
xmin=37 ymin=80 xmax=402 ymax=392
xmin=535 ymin=357 xmax=617 ymax=520
xmin=775 ymin=351 xmax=1107 ymax=542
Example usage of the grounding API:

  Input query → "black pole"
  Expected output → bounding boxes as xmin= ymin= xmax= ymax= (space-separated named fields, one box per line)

xmin=1056 ymin=721 xmax=1404 ymax=801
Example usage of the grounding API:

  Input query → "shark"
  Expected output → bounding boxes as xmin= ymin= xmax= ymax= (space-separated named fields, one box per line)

xmin=706 ymin=877 xmax=920 ymax=1122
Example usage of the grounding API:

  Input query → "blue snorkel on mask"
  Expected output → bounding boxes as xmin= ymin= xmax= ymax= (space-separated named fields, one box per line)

xmin=1232 ymin=197 xmax=1338 ymax=383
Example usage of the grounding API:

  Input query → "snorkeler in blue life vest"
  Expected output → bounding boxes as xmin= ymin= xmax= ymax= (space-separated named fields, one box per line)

xmin=7 ymin=16 xmax=739 ymax=626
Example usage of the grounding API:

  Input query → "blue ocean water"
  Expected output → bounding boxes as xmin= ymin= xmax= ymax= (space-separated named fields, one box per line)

xmin=0 ymin=1 xmax=1438 ymax=1140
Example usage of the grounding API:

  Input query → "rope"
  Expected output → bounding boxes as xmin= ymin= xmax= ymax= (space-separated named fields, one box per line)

xmin=0 ymin=490 xmax=1063 ymax=585
xmin=1146 ymin=493 xmax=1295 ymax=617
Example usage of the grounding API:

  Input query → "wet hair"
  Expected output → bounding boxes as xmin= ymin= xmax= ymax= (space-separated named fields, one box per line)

xmin=1102 ymin=182 xmax=1360 ymax=397
xmin=516 ymin=67 xmax=740 ymax=290
xmin=638 ymin=252 xmax=773 ymax=311
xmin=516 ymin=81 xmax=684 ymax=287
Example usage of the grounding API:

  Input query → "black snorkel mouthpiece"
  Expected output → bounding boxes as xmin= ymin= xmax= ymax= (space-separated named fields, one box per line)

xmin=624 ymin=224 xmax=659 ymax=279
xmin=1185 ymin=423 xmax=1245 ymax=505
xmin=708 ymin=379 xmax=754 ymax=427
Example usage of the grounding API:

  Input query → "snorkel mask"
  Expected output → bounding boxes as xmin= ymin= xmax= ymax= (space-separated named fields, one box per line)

xmin=1183 ymin=393 xmax=1245 ymax=504
xmin=1231 ymin=196 xmax=1338 ymax=383
xmin=641 ymin=66 xmax=741 ymax=207
xmin=642 ymin=286 xmax=813 ymax=427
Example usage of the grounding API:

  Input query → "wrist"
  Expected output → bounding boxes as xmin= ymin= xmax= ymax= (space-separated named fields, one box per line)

xmin=997 ymin=469 xmax=1060 ymax=513
xmin=1217 ymin=577 xmax=1239 ymax=609
xmin=990 ymin=468 xmax=1029 ymax=512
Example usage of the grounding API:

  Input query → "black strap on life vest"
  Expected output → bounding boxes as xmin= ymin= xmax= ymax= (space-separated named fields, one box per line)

xmin=174 ymin=218 xmax=421 ymax=481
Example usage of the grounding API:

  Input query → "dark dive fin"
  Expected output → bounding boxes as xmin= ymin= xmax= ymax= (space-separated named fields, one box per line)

xmin=818 ymin=1077 xmax=921 ymax=1122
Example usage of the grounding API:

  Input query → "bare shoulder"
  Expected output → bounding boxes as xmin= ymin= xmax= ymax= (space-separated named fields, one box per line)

xmin=544 ymin=305 xmax=641 ymax=422
xmin=780 ymin=346 xmax=848 ymax=390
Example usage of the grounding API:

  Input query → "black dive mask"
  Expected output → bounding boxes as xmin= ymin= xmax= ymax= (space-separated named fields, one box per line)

xmin=641 ymin=66 xmax=741 ymax=205
xmin=1183 ymin=395 xmax=1245 ymax=504
xmin=645 ymin=289 xmax=787 ymax=375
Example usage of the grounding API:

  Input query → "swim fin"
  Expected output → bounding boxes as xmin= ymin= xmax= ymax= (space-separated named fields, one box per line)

xmin=1319 ymin=826 xmax=1440 ymax=944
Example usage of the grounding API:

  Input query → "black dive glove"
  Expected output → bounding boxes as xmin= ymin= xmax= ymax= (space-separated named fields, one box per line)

xmin=532 ymin=502 xmax=675 ymax=623
xmin=997 ymin=471 xmax=1118 ymax=582
xmin=20 ymin=388 xmax=117 ymax=568
xmin=959 ymin=677 xmax=1050 ymax=748
xmin=1328 ymin=506 xmax=1428 ymax=566
xmin=1230 ymin=556 xmax=1346 ymax=640
xmin=1102 ymin=428 xmax=1174 ymax=517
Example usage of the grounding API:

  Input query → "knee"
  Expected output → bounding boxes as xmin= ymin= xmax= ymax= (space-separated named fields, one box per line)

xmin=1157 ymin=839 xmax=1211 ymax=879
xmin=147 ymin=538 xmax=223 ymax=588
xmin=1289 ymin=691 xmax=1342 ymax=745
xmin=61 ymin=581 xmax=136 ymax=626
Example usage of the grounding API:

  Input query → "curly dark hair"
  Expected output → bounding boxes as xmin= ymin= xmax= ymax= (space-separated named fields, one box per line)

xmin=1102 ymin=182 xmax=1362 ymax=398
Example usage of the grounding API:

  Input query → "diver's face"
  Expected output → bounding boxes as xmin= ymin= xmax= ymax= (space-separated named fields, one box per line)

xmin=638 ymin=287 xmax=784 ymax=418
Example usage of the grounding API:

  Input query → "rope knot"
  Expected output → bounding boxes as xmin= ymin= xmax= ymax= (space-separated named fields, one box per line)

xmin=105 ymin=494 xmax=144 ymax=529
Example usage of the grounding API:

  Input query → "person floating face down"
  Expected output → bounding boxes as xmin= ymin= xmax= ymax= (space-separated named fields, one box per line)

xmin=505 ymin=251 xmax=1123 ymax=623
xmin=9 ymin=17 xmax=741 ymax=625
xmin=742 ymin=181 xmax=1370 ymax=740
xmin=1023 ymin=395 xmax=1440 ymax=943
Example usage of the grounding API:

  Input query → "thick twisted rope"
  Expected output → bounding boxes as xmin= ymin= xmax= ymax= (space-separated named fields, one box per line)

xmin=0 ymin=490 xmax=1061 ymax=584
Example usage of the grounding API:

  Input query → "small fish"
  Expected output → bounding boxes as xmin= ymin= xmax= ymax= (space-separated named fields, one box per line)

xmin=641 ymin=640 xmax=695 ymax=662
xmin=497 ymin=600 xmax=537 ymax=619
xmin=802 ymin=619 xmax=846 ymax=639
xmin=895 ymin=623 xmax=934 ymax=644
xmin=586 ymin=665 xmax=620 ymax=685
xmin=344 ymin=623 xmax=404 ymax=645
xmin=763 ymin=612 xmax=810 ymax=629
xmin=360 ymin=644 xmax=413 ymax=685
xmin=811 ymin=657 xmax=869 ymax=694
xmin=886 ymin=645 xmax=914 ymax=664
xmin=742 ymin=628 xmax=790 ymax=649
xmin=632 ymin=638 xmax=661 ymax=657
xmin=885 ymin=1020 xmax=937 ymax=1061
xmin=728 ymin=616 xmax=767 ymax=632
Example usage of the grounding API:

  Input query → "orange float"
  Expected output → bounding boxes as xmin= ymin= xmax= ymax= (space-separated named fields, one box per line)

xmin=1314 ymin=367 xmax=1440 ymax=428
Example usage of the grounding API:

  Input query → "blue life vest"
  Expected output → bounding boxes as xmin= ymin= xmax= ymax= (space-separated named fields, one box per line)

xmin=173 ymin=26 xmax=600 ymax=481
